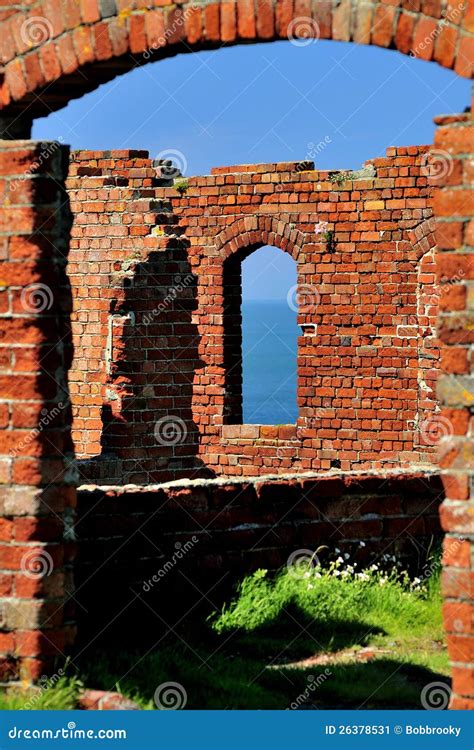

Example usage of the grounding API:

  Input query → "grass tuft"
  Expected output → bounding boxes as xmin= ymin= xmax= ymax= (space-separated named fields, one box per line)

xmin=0 ymin=675 xmax=81 ymax=711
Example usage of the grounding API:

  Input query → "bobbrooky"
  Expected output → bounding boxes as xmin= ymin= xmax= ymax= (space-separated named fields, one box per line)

xmin=405 ymin=725 xmax=461 ymax=737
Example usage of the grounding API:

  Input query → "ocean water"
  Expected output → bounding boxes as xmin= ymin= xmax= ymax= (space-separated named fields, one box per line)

xmin=242 ymin=300 xmax=299 ymax=425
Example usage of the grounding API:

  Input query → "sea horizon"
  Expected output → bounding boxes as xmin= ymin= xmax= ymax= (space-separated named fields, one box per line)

xmin=242 ymin=299 xmax=298 ymax=425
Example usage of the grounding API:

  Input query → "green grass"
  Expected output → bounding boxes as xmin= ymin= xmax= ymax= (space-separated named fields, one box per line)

xmin=213 ymin=558 xmax=445 ymax=656
xmin=0 ymin=675 xmax=81 ymax=710
xmin=78 ymin=555 xmax=448 ymax=710
xmin=0 ymin=554 xmax=449 ymax=710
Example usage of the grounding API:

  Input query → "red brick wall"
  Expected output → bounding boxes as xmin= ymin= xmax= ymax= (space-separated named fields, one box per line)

xmin=0 ymin=140 xmax=76 ymax=681
xmin=434 ymin=109 xmax=474 ymax=710
xmin=67 ymin=150 xmax=165 ymax=464
xmin=75 ymin=469 xmax=443 ymax=646
xmin=67 ymin=148 xmax=440 ymax=484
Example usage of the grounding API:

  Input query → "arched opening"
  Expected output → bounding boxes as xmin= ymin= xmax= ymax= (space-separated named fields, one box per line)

xmin=1 ymin=0 xmax=471 ymax=135
xmin=241 ymin=246 xmax=298 ymax=425
xmin=33 ymin=42 xmax=469 ymax=172
xmin=222 ymin=240 xmax=301 ymax=427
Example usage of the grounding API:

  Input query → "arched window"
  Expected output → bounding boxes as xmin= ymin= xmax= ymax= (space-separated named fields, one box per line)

xmin=223 ymin=245 xmax=298 ymax=425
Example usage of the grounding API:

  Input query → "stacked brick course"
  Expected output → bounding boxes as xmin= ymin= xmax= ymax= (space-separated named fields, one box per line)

xmin=67 ymin=150 xmax=170 ymax=465
xmin=435 ymin=110 xmax=474 ymax=709
xmin=0 ymin=141 xmax=76 ymax=681
xmin=67 ymin=148 xmax=439 ymax=484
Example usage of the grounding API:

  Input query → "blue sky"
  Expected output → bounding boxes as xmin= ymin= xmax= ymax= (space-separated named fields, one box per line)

xmin=33 ymin=39 xmax=470 ymax=300
xmin=243 ymin=246 xmax=297 ymax=301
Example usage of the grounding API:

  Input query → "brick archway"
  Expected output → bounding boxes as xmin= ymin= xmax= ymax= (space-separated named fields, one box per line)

xmin=405 ymin=217 xmax=438 ymax=262
xmin=215 ymin=215 xmax=306 ymax=262
xmin=216 ymin=216 xmax=303 ymax=426
xmin=0 ymin=0 xmax=472 ymax=135
xmin=0 ymin=0 xmax=472 ymax=709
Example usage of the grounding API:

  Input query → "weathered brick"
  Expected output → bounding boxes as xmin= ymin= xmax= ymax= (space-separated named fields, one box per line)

xmin=0 ymin=142 xmax=76 ymax=682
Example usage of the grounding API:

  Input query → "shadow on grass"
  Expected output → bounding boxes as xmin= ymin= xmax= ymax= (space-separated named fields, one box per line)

xmin=76 ymin=608 xmax=448 ymax=710
xmin=227 ymin=603 xmax=386 ymax=662
xmin=76 ymin=566 xmax=448 ymax=710
xmin=79 ymin=638 xmax=450 ymax=710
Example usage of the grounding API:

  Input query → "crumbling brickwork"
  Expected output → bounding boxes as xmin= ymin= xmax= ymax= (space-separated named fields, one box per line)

xmin=0 ymin=141 xmax=76 ymax=682
xmin=67 ymin=148 xmax=439 ymax=485
xmin=66 ymin=150 xmax=167 ymax=463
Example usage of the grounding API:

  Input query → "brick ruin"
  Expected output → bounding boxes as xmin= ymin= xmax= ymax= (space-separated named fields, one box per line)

xmin=68 ymin=148 xmax=439 ymax=483
xmin=0 ymin=0 xmax=472 ymax=709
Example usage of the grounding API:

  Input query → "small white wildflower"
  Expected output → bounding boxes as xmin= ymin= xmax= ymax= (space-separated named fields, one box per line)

xmin=336 ymin=556 xmax=344 ymax=564
xmin=344 ymin=553 xmax=350 ymax=560
xmin=359 ymin=541 xmax=366 ymax=548
xmin=304 ymin=571 xmax=311 ymax=578
xmin=332 ymin=570 xmax=341 ymax=577
xmin=335 ymin=548 xmax=341 ymax=554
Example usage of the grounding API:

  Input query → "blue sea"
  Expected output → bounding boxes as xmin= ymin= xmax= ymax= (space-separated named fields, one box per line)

xmin=242 ymin=300 xmax=299 ymax=425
